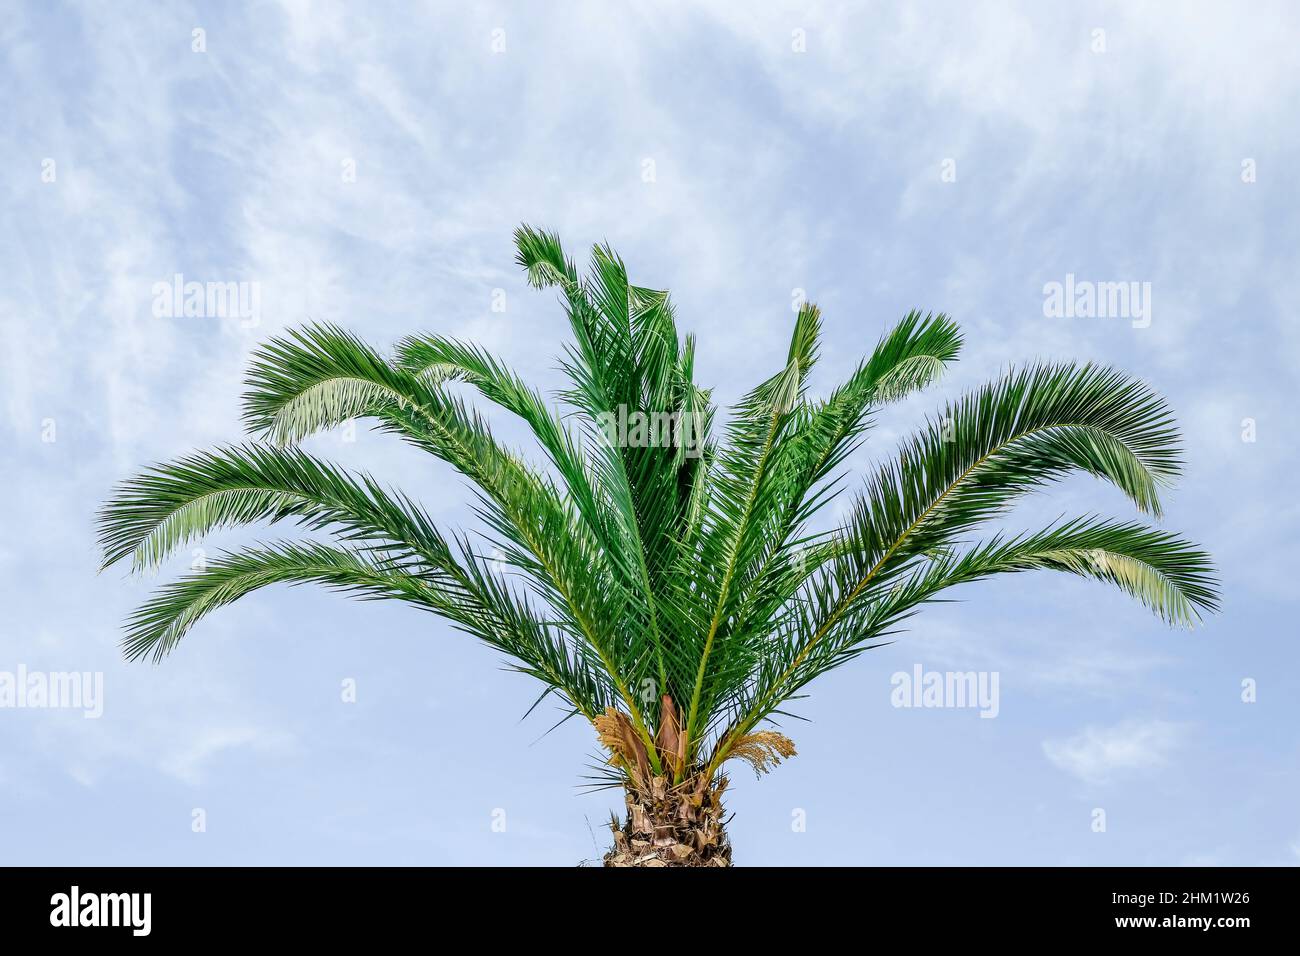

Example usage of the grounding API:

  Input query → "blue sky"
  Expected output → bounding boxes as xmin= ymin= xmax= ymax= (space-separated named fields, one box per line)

xmin=2 ymin=0 xmax=1297 ymax=866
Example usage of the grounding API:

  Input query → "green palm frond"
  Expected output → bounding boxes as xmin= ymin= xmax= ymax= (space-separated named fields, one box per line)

xmin=122 ymin=541 xmax=443 ymax=663
xmin=240 ymin=323 xmax=641 ymax=699
xmin=709 ymin=517 xmax=1217 ymax=776
xmin=97 ymin=443 xmax=448 ymax=572
xmin=242 ymin=323 xmax=439 ymax=445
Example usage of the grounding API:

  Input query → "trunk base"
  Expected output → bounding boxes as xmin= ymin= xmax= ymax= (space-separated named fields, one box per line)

xmin=603 ymin=774 xmax=732 ymax=867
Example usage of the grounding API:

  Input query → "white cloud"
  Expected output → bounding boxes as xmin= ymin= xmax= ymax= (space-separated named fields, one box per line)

xmin=1043 ymin=719 xmax=1187 ymax=784
xmin=159 ymin=725 xmax=296 ymax=787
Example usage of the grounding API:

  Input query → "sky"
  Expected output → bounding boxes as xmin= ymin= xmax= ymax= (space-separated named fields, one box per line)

xmin=1 ymin=0 xmax=1297 ymax=866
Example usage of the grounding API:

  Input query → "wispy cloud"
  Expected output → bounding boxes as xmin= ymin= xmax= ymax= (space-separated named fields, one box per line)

xmin=159 ymin=725 xmax=296 ymax=787
xmin=1043 ymin=719 xmax=1188 ymax=784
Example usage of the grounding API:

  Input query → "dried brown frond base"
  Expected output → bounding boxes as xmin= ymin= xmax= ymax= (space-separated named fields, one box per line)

xmin=603 ymin=774 xmax=732 ymax=867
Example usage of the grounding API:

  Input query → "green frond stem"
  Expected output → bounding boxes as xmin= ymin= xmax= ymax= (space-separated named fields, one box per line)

xmin=682 ymin=311 xmax=961 ymax=773
xmin=724 ymin=312 xmax=963 ymax=639
xmin=681 ymin=355 xmax=805 ymax=775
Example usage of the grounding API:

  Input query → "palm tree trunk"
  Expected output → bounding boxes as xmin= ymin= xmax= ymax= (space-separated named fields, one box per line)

xmin=603 ymin=774 xmax=732 ymax=867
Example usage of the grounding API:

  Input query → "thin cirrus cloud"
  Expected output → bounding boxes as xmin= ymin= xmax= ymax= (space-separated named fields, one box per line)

xmin=1042 ymin=720 xmax=1189 ymax=785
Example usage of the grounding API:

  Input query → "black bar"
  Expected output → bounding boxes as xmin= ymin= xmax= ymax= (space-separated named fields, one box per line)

xmin=0 ymin=866 xmax=1292 ymax=940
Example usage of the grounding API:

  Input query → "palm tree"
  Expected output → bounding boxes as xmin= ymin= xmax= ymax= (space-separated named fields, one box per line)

xmin=99 ymin=227 xmax=1218 ymax=866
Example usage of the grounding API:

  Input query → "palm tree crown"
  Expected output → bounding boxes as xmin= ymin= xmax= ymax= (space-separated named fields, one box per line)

xmin=99 ymin=226 xmax=1218 ymax=822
